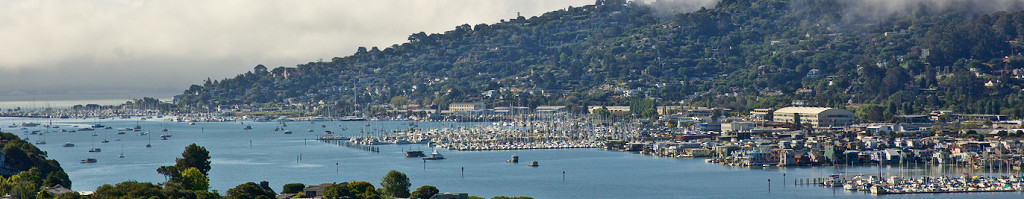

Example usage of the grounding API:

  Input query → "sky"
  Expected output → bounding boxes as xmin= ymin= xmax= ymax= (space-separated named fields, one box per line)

xmin=0 ymin=0 xmax=594 ymax=101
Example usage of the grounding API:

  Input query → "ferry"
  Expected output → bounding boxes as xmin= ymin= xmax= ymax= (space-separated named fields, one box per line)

xmin=405 ymin=150 xmax=425 ymax=158
xmin=422 ymin=149 xmax=445 ymax=160
xmin=80 ymin=158 xmax=97 ymax=164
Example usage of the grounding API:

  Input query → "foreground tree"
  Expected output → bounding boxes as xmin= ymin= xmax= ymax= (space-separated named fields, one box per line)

xmin=180 ymin=167 xmax=210 ymax=191
xmin=158 ymin=143 xmax=211 ymax=183
xmin=281 ymin=183 xmax=305 ymax=194
xmin=226 ymin=182 xmax=275 ymax=199
xmin=410 ymin=185 xmax=439 ymax=199
xmin=322 ymin=183 xmax=353 ymax=199
xmin=380 ymin=170 xmax=411 ymax=198
xmin=93 ymin=181 xmax=166 ymax=199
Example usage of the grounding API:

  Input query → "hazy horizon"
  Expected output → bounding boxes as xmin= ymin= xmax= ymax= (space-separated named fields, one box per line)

xmin=0 ymin=0 xmax=593 ymax=101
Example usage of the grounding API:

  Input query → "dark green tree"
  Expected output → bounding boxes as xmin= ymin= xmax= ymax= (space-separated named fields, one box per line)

xmin=322 ymin=183 xmax=353 ymax=199
xmin=226 ymin=182 xmax=275 ymax=199
xmin=380 ymin=170 xmax=411 ymax=198
xmin=281 ymin=183 xmax=305 ymax=194
xmin=410 ymin=185 xmax=439 ymax=199
xmin=158 ymin=143 xmax=211 ymax=183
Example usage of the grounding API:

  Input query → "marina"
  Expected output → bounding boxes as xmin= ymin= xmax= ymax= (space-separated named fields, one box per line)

xmin=2 ymin=116 xmax=1023 ymax=198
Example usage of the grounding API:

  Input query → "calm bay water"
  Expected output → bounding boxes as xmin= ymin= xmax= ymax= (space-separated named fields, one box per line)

xmin=3 ymin=117 xmax=1022 ymax=198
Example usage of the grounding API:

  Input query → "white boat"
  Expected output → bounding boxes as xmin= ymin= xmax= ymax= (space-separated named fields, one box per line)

xmin=423 ymin=149 xmax=445 ymax=160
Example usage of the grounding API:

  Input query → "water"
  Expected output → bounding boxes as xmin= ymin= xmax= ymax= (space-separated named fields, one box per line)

xmin=3 ymin=117 xmax=1022 ymax=198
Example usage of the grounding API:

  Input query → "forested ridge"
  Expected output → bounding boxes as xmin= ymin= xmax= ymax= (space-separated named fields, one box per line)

xmin=176 ymin=0 xmax=1024 ymax=121
xmin=0 ymin=132 xmax=71 ymax=198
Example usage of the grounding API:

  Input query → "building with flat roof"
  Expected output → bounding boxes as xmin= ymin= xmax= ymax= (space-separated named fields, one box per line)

xmin=588 ymin=106 xmax=630 ymax=115
xmin=773 ymin=107 xmax=854 ymax=127
xmin=448 ymin=102 xmax=486 ymax=111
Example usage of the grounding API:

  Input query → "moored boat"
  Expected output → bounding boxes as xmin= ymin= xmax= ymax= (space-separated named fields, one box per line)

xmin=423 ymin=149 xmax=445 ymax=160
xmin=80 ymin=158 xmax=97 ymax=164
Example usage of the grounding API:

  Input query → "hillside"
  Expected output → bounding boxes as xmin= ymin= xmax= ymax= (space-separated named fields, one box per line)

xmin=0 ymin=132 xmax=72 ymax=197
xmin=175 ymin=0 xmax=1024 ymax=121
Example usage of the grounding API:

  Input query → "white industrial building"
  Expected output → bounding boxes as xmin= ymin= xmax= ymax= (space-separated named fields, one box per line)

xmin=773 ymin=107 xmax=855 ymax=127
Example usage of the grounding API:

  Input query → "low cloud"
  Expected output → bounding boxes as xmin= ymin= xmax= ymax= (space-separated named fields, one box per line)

xmin=833 ymin=0 xmax=1024 ymax=21
xmin=639 ymin=0 xmax=721 ymax=17
xmin=0 ymin=0 xmax=589 ymax=99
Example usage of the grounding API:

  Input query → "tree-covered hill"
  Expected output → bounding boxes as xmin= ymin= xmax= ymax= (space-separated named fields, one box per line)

xmin=176 ymin=0 xmax=1024 ymax=121
xmin=0 ymin=132 xmax=72 ymax=197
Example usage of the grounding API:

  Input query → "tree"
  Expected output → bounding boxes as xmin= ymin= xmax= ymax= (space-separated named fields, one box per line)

xmin=159 ymin=143 xmax=211 ymax=183
xmin=592 ymin=107 xmax=611 ymax=118
xmin=282 ymin=183 xmax=305 ymax=194
xmin=226 ymin=182 xmax=275 ymax=199
xmin=180 ymin=143 xmax=212 ymax=175
xmin=346 ymin=181 xmax=379 ymax=199
xmin=93 ymin=181 xmax=165 ymax=199
xmin=380 ymin=170 xmax=411 ymax=198
xmin=180 ymin=167 xmax=210 ymax=191
xmin=410 ymin=185 xmax=439 ymax=199
xmin=322 ymin=183 xmax=353 ymax=199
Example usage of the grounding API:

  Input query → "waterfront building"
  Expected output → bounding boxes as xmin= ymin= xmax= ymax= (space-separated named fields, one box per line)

xmin=772 ymin=107 xmax=855 ymax=127
xmin=430 ymin=193 xmax=469 ymax=199
xmin=750 ymin=108 xmax=773 ymax=121
xmin=448 ymin=102 xmax=486 ymax=112
xmin=588 ymin=106 xmax=630 ymax=115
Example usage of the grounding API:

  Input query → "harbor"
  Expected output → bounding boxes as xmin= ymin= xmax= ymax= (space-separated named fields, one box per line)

xmin=4 ymin=116 xmax=1024 ymax=198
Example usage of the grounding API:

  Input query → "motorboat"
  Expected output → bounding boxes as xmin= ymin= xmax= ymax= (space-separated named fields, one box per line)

xmin=528 ymin=161 xmax=539 ymax=167
xmin=507 ymin=155 xmax=519 ymax=163
xmin=405 ymin=150 xmax=425 ymax=158
xmin=88 ymin=148 xmax=101 ymax=152
xmin=422 ymin=149 xmax=445 ymax=160
xmin=80 ymin=158 xmax=97 ymax=164
xmin=63 ymin=142 xmax=75 ymax=147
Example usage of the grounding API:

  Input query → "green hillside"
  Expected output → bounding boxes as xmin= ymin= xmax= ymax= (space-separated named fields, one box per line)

xmin=175 ymin=0 xmax=1024 ymax=121
xmin=0 ymin=132 xmax=72 ymax=198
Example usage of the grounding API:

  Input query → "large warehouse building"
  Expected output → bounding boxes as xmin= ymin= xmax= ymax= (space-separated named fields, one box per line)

xmin=773 ymin=107 xmax=855 ymax=127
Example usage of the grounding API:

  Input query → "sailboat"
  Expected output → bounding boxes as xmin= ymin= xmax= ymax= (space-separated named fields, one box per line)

xmin=34 ymin=134 xmax=46 ymax=145
xmin=118 ymin=143 xmax=125 ymax=158
xmin=145 ymin=133 xmax=152 ymax=148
